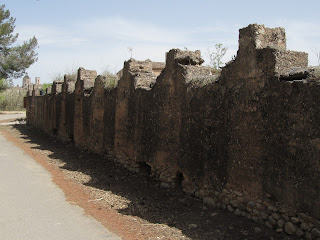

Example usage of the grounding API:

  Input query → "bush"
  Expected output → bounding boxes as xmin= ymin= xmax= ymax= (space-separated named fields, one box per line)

xmin=0 ymin=88 xmax=27 ymax=111
xmin=101 ymin=69 xmax=118 ymax=89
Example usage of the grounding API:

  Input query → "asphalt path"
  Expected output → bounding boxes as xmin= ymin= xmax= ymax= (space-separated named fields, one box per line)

xmin=0 ymin=133 xmax=120 ymax=240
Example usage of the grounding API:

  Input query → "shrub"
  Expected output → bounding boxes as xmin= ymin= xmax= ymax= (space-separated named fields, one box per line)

xmin=101 ymin=69 xmax=118 ymax=89
xmin=0 ymin=87 xmax=27 ymax=111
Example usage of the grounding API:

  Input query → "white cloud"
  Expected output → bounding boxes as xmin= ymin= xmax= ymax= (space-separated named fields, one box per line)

xmin=79 ymin=17 xmax=190 ymax=45
xmin=15 ymin=25 xmax=88 ymax=47
xmin=14 ymin=17 xmax=240 ymax=84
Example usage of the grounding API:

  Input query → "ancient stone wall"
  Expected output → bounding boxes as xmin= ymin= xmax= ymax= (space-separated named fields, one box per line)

xmin=26 ymin=24 xmax=320 ymax=239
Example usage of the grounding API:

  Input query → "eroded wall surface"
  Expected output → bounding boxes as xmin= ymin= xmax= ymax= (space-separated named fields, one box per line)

xmin=26 ymin=24 xmax=320 ymax=238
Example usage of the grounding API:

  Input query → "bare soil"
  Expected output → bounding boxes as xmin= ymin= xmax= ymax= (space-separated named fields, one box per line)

xmin=0 ymin=121 xmax=298 ymax=240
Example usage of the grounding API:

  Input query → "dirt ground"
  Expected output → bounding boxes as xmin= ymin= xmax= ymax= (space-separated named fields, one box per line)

xmin=0 ymin=120 xmax=298 ymax=240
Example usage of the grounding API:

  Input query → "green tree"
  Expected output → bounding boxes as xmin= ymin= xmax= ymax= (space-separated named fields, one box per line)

xmin=41 ymin=83 xmax=52 ymax=91
xmin=0 ymin=78 xmax=12 ymax=91
xmin=207 ymin=43 xmax=228 ymax=71
xmin=0 ymin=4 xmax=38 ymax=90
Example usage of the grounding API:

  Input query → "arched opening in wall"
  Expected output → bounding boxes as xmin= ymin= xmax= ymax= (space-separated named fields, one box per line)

xmin=175 ymin=171 xmax=184 ymax=190
xmin=138 ymin=161 xmax=152 ymax=178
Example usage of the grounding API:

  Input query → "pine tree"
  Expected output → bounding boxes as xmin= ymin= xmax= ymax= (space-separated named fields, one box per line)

xmin=0 ymin=4 xmax=38 ymax=91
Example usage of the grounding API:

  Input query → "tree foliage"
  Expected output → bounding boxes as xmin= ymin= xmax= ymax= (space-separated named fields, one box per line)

xmin=0 ymin=4 xmax=38 ymax=84
xmin=0 ymin=77 xmax=12 ymax=91
xmin=207 ymin=43 xmax=228 ymax=71
xmin=41 ymin=83 xmax=52 ymax=91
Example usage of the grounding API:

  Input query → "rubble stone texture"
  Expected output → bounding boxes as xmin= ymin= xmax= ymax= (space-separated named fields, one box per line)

xmin=26 ymin=24 xmax=320 ymax=239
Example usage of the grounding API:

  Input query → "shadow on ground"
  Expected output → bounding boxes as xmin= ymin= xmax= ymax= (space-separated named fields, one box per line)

xmin=12 ymin=124 xmax=298 ymax=240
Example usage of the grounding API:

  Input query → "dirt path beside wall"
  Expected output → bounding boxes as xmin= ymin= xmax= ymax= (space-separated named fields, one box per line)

xmin=0 ymin=123 xmax=298 ymax=240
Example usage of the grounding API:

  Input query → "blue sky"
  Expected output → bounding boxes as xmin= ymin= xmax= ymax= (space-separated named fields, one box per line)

xmin=3 ymin=0 xmax=320 ymax=86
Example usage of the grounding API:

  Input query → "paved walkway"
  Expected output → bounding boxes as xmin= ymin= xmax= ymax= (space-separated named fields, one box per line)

xmin=0 ymin=132 xmax=120 ymax=240
xmin=0 ymin=112 xmax=26 ymax=121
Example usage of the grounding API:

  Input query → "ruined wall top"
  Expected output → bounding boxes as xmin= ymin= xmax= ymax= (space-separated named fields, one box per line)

xmin=77 ymin=67 xmax=97 ymax=90
xmin=52 ymin=81 xmax=63 ymax=95
xmin=166 ymin=49 xmax=204 ymax=66
xmin=238 ymin=24 xmax=286 ymax=54
xmin=34 ymin=24 xmax=314 ymax=98
xmin=222 ymin=24 xmax=308 ymax=81
xmin=152 ymin=62 xmax=166 ymax=70
xmin=64 ymin=74 xmax=77 ymax=83
xmin=121 ymin=59 xmax=157 ymax=90
xmin=64 ymin=74 xmax=77 ymax=93
xmin=127 ymin=59 xmax=153 ymax=73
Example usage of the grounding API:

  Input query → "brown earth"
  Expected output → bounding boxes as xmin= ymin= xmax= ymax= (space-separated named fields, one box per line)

xmin=0 ymin=119 xmax=298 ymax=240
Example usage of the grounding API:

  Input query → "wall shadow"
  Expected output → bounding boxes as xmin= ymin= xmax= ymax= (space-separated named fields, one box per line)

xmin=12 ymin=124 xmax=295 ymax=240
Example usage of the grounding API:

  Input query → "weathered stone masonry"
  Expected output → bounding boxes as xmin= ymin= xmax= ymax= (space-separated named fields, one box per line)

xmin=26 ymin=24 xmax=320 ymax=238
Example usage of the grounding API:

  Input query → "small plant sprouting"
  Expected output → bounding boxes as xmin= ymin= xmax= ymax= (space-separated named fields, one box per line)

xmin=207 ymin=43 xmax=228 ymax=71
